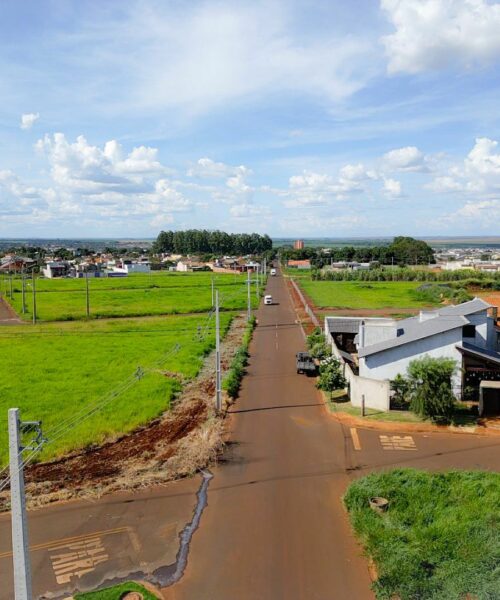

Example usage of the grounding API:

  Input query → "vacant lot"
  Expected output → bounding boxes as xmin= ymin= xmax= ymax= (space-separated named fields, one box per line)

xmin=3 ymin=271 xmax=258 ymax=321
xmin=344 ymin=469 xmax=500 ymax=599
xmin=298 ymin=280 xmax=437 ymax=310
xmin=0 ymin=313 xmax=232 ymax=466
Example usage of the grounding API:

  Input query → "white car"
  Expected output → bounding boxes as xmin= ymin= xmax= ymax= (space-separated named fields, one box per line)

xmin=270 ymin=268 xmax=277 ymax=276
xmin=264 ymin=295 xmax=273 ymax=305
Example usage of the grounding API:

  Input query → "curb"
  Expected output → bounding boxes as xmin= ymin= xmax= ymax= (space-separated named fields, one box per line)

xmin=328 ymin=410 xmax=500 ymax=437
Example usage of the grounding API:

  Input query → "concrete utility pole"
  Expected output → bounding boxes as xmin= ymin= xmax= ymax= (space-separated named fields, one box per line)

xmin=211 ymin=276 xmax=215 ymax=308
xmin=21 ymin=271 xmax=26 ymax=314
xmin=247 ymin=268 xmax=251 ymax=322
xmin=31 ymin=271 xmax=37 ymax=325
xmin=9 ymin=408 xmax=34 ymax=600
xmin=9 ymin=274 xmax=13 ymax=299
xmin=215 ymin=290 xmax=222 ymax=412
xmin=255 ymin=265 xmax=260 ymax=299
xmin=85 ymin=271 xmax=90 ymax=318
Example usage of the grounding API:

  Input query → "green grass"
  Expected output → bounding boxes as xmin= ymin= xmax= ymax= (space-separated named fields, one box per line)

xmin=344 ymin=469 xmax=500 ymax=600
xmin=0 ymin=313 xmax=232 ymax=466
xmin=3 ymin=272 xmax=258 ymax=322
xmin=326 ymin=394 xmax=425 ymax=423
xmin=75 ymin=581 xmax=158 ymax=599
xmin=297 ymin=280 xmax=438 ymax=310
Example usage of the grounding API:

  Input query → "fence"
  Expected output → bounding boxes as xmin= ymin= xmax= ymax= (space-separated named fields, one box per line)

xmin=289 ymin=279 xmax=320 ymax=328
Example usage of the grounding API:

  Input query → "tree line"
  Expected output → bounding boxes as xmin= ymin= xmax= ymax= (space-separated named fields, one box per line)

xmin=153 ymin=229 xmax=273 ymax=255
xmin=312 ymin=267 xmax=500 ymax=285
xmin=280 ymin=236 xmax=435 ymax=266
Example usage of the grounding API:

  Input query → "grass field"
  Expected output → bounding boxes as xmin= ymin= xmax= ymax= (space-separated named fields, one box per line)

xmin=2 ymin=272 xmax=260 ymax=322
xmin=297 ymin=280 xmax=438 ymax=309
xmin=0 ymin=313 xmax=232 ymax=466
xmin=344 ymin=469 xmax=500 ymax=599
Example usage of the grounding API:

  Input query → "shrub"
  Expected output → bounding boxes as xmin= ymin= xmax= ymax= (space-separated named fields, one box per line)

xmin=406 ymin=356 xmax=457 ymax=423
xmin=306 ymin=327 xmax=324 ymax=350
xmin=316 ymin=357 xmax=347 ymax=398
xmin=309 ymin=341 xmax=332 ymax=360
xmin=223 ymin=317 xmax=256 ymax=400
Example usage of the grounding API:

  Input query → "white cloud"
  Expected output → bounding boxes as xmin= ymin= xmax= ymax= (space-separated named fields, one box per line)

xmin=20 ymin=113 xmax=40 ymax=130
xmin=382 ymin=0 xmax=500 ymax=74
xmin=187 ymin=157 xmax=251 ymax=179
xmin=428 ymin=137 xmax=500 ymax=195
xmin=382 ymin=177 xmax=403 ymax=197
xmin=426 ymin=175 xmax=463 ymax=192
xmin=383 ymin=146 xmax=427 ymax=172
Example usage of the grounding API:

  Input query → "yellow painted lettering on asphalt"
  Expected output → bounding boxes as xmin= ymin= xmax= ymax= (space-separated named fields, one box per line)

xmin=379 ymin=435 xmax=417 ymax=451
xmin=49 ymin=536 xmax=108 ymax=585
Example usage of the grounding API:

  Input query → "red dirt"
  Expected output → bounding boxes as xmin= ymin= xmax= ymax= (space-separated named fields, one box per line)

xmin=26 ymin=398 xmax=207 ymax=489
xmin=0 ymin=297 xmax=21 ymax=325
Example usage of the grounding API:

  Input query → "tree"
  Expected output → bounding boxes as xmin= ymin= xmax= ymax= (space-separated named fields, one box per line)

xmin=316 ymin=357 xmax=347 ymax=399
xmin=405 ymin=356 xmax=457 ymax=422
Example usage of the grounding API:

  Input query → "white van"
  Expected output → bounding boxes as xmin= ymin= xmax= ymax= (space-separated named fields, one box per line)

xmin=270 ymin=268 xmax=277 ymax=276
xmin=264 ymin=295 xmax=273 ymax=305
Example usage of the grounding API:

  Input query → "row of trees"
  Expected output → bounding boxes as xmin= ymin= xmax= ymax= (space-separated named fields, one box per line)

xmin=153 ymin=230 xmax=273 ymax=255
xmin=280 ymin=237 xmax=435 ymax=267
xmin=313 ymin=267 xmax=500 ymax=285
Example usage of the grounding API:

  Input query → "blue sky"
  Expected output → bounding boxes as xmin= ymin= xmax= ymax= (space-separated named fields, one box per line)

xmin=1 ymin=0 xmax=500 ymax=238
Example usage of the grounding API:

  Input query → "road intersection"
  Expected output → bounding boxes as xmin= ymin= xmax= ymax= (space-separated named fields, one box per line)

xmin=0 ymin=271 xmax=498 ymax=599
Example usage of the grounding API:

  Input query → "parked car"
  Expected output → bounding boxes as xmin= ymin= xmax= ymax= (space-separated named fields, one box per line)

xmin=264 ymin=294 xmax=273 ymax=305
xmin=270 ymin=268 xmax=277 ymax=276
xmin=296 ymin=352 xmax=317 ymax=375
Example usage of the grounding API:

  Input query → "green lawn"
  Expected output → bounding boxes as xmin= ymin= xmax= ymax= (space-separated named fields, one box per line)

xmin=297 ymin=280 xmax=437 ymax=309
xmin=2 ymin=271 xmax=259 ymax=322
xmin=0 ymin=313 xmax=232 ymax=466
xmin=75 ymin=581 xmax=158 ymax=599
xmin=344 ymin=469 xmax=500 ymax=599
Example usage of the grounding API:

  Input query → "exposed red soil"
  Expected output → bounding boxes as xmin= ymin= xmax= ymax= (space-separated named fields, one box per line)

xmin=0 ymin=297 xmax=21 ymax=325
xmin=26 ymin=398 xmax=207 ymax=489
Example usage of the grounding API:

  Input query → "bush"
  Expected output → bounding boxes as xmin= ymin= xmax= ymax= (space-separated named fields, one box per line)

xmin=223 ymin=317 xmax=256 ymax=399
xmin=316 ymin=357 xmax=347 ymax=398
xmin=306 ymin=327 xmax=324 ymax=350
xmin=390 ymin=373 xmax=411 ymax=409
xmin=406 ymin=356 xmax=457 ymax=423
xmin=309 ymin=341 xmax=332 ymax=360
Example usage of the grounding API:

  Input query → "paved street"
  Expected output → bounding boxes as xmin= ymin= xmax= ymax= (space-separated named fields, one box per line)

xmin=0 ymin=271 xmax=499 ymax=599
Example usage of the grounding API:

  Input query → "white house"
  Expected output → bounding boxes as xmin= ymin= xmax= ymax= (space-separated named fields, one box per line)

xmin=326 ymin=298 xmax=500 ymax=401
xmin=42 ymin=261 xmax=69 ymax=278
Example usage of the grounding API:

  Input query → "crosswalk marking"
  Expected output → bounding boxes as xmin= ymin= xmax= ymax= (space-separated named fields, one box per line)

xmin=379 ymin=435 xmax=417 ymax=451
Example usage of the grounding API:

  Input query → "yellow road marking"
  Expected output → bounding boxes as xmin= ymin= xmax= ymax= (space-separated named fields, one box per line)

xmin=379 ymin=435 xmax=417 ymax=451
xmin=0 ymin=526 xmax=130 ymax=560
xmin=350 ymin=427 xmax=361 ymax=451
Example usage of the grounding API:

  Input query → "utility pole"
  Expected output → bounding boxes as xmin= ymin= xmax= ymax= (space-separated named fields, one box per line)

xmin=9 ymin=274 xmax=13 ymax=300
xmin=215 ymin=290 xmax=221 ymax=412
xmin=211 ymin=276 xmax=215 ymax=308
xmin=9 ymin=408 xmax=37 ymax=600
xmin=247 ymin=268 xmax=251 ymax=322
xmin=21 ymin=270 xmax=26 ymax=314
xmin=85 ymin=271 xmax=90 ymax=318
xmin=255 ymin=265 xmax=260 ymax=299
xmin=31 ymin=271 xmax=37 ymax=325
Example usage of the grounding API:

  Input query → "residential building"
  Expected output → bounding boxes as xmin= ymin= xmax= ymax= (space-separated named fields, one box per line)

xmin=325 ymin=298 xmax=500 ymax=402
xmin=287 ymin=259 xmax=311 ymax=269
xmin=294 ymin=240 xmax=305 ymax=250
xmin=42 ymin=261 xmax=70 ymax=278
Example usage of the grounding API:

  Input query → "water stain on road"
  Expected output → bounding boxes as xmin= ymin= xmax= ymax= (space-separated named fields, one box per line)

xmin=44 ymin=470 xmax=213 ymax=599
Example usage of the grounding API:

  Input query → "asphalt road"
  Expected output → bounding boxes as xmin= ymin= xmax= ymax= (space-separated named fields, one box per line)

xmin=0 ymin=271 xmax=499 ymax=599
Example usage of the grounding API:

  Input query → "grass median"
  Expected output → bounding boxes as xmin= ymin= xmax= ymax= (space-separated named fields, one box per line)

xmin=344 ymin=469 xmax=500 ymax=599
xmin=75 ymin=581 xmax=158 ymax=599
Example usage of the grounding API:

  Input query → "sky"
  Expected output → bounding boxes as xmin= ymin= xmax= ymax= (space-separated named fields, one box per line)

xmin=1 ymin=0 xmax=500 ymax=239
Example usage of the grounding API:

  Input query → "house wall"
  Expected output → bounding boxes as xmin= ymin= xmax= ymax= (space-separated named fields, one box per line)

xmin=126 ymin=263 xmax=151 ymax=273
xmin=360 ymin=327 xmax=464 ymax=394
xmin=327 ymin=328 xmax=390 ymax=411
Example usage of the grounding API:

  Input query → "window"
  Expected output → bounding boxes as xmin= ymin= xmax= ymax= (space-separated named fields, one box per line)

xmin=463 ymin=325 xmax=476 ymax=338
